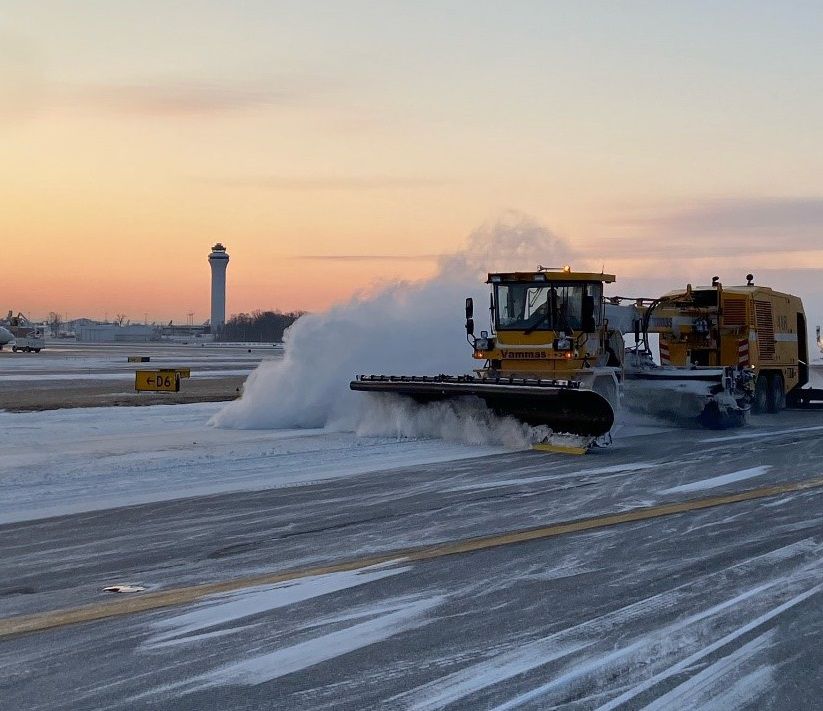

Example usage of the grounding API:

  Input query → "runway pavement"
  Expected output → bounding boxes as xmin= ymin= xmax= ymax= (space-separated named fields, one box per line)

xmin=2 ymin=410 xmax=823 ymax=709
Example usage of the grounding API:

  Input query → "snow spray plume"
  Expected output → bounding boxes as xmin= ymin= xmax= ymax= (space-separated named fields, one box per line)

xmin=211 ymin=212 xmax=574 ymax=448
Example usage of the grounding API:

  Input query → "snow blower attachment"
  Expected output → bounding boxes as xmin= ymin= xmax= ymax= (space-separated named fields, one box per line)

xmin=350 ymin=268 xmax=622 ymax=447
xmin=618 ymin=275 xmax=818 ymax=427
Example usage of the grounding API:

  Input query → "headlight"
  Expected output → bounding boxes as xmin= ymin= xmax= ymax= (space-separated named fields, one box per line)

xmin=475 ymin=338 xmax=491 ymax=350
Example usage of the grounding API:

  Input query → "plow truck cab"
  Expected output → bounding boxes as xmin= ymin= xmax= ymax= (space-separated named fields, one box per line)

xmin=351 ymin=268 xmax=622 ymax=441
xmin=471 ymin=268 xmax=622 ymax=407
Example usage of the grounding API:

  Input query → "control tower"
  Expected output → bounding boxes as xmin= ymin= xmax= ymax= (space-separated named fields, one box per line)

xmin=208 ymin=243 xmax=229 ymax=330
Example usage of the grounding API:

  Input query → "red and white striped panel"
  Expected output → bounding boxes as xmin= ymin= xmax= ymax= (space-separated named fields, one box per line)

xmin=737 ymin=338 xmax=749 ymax=366
xmin=660 ymin=340 xmax=671 ymax=365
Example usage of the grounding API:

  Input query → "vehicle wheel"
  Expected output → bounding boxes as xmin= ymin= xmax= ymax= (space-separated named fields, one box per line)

xmin=752 ymin=373 xmax=769 ymax=414
xmin=34 ymin=348 xmax=41 ymax=353
xmin=11 ymin=346 xmax=17 ymax=352
xmin=767 ymin=373 xmax=786 ymax=413
xmin=24 ymin=347 xmax=31 ymax=353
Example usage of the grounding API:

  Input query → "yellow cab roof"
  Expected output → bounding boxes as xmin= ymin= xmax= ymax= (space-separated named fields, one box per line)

xmin=661 ymin=284 xmax=784 ymax=299
xmin=487 ymin=270 xmax=616 ymax=284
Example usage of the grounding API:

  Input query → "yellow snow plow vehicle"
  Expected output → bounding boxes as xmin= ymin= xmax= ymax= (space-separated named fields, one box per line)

xmin=351 ymin=266 xmax=823 ymax=438
xmin=351 ymin=267 xmax=623 ymax=440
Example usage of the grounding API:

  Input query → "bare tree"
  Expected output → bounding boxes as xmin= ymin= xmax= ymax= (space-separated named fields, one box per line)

xmin=114 ymin=313 xmax=127 ymax=326
xmin=47 ymin=311 xmax=63 ymax=336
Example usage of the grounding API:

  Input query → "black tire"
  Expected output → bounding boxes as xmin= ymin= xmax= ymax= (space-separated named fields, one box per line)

xmin=752 ymin=373 xmax=769 ymax=414
xmin=11 ymin=346 xmax=17 ymax=353
xmin=767 ymin=373 xmax=786 ymax=413
xmin=34 ymin=349 xmax=41 ymax=353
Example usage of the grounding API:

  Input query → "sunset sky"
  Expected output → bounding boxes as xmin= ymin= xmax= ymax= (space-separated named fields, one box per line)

xmin=3 ymin=1 xmax=823 ymax=326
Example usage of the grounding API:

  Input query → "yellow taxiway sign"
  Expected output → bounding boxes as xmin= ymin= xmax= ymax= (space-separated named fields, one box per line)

xmin=134 ymin=369 xmax=189 ymax=392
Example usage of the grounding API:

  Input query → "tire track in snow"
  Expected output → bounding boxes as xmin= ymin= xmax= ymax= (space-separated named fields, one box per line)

xmin=638 ymin=630 xmax=775 ymax=710
xmin=389 ymin=538 xmax=821 ymax=710
xmin=595 ymin=582 xmax=823 ymax=710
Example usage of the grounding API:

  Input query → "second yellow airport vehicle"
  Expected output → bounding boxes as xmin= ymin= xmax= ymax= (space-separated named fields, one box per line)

xmin=624 ymin=274 xmax=823 ymax=422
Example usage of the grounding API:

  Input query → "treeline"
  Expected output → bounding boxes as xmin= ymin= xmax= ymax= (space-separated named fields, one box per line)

xmin=217 ymin=310 xmax=304 ymax=343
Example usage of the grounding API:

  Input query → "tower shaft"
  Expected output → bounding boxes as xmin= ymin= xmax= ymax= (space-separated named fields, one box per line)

xmin=208 ymin=243 xmax=230 ymax=330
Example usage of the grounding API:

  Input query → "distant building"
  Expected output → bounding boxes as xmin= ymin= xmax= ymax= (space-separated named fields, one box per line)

xmin=76 ymin=324 xmax=158 ymax=343
xmin=67 ymin=318 xmax=99 ymax=332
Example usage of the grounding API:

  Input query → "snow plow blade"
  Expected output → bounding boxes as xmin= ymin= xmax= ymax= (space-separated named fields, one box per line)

xmin=350 ymin=375 xmax=615 ymax=437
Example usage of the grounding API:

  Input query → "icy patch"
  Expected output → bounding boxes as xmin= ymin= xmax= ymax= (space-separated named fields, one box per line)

xmin=702 ymin=425 xmax=823 ymax=442
xmin=697 ymin=665 xmax=774 ymax=711
xmin=659 ymin=466 xmax=771 ymax=495
xmin=184 ymin=594 xmax=444 ymax=689
xmin=399 ymin=640 xmax=592 ymax=710
xmin=640 ymin=631 xmax=774 ymax=711
xmin=145 ymin=565 xmax=410 ymax=647
xmin=594 ymin=583 xmax=823 ymax=711
xmin=449 ymin=462 xmax=657 ymax=492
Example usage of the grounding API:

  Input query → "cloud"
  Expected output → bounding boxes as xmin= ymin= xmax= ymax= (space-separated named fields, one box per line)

xmin=605 ymin=196 xmax=823 ymax=257
xmin=642 ymin=196 xmax=823 ymax=234
xmin=209 ymin=176 xmax=451 ymax=191
xmin=0 ymin=31 xmax=47 ymax=124
xmin=296 ymin=254 xmax=445 ymax=261
xmin=66 ymin=80 xmax=305 ymax=116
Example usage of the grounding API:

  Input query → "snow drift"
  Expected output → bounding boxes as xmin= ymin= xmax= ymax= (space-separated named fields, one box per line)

xmin=211 ymin=213 xmax=574 ymax=448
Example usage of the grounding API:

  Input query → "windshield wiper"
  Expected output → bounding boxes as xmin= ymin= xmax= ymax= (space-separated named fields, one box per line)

xmin=523 ymin=314 xmax=549 ymax=335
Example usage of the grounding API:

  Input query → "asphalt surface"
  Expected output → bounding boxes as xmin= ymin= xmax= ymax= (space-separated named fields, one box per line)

xmin=3 ymin=410 xmax=823 ymax=709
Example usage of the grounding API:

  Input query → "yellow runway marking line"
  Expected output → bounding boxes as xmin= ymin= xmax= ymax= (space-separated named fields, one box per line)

xmin=3 ymin=475 xmax=823 ymax=639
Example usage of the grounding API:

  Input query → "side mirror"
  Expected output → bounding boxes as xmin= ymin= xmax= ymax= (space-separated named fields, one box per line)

xmin=465 ymin=297 xmax=473 ymax=320
xmin=466 ymin=318 xmax=475 ymax=336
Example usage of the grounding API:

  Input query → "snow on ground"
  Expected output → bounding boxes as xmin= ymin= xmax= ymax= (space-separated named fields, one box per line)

xmin=180 ymin=593 xmax=444 ymax=691
xmin=702 ymin=424 xmax=823 ymax=443
xmin=0 ymin=343 xmax=273 ymax=382
xmin=145 ymin=564 xmax=412 ymax=647
xmin=126 ymin=534 xmax=822 ymax=709
xmin=0 ymin=403 xmax=506 ymax=523
xmin=659 ymin=466 xmax=772 ymax=495
xmin=0 ymin=368 xmax=254 ymax=382
xmin=447 ymin=462 xmax=658 ymax=493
